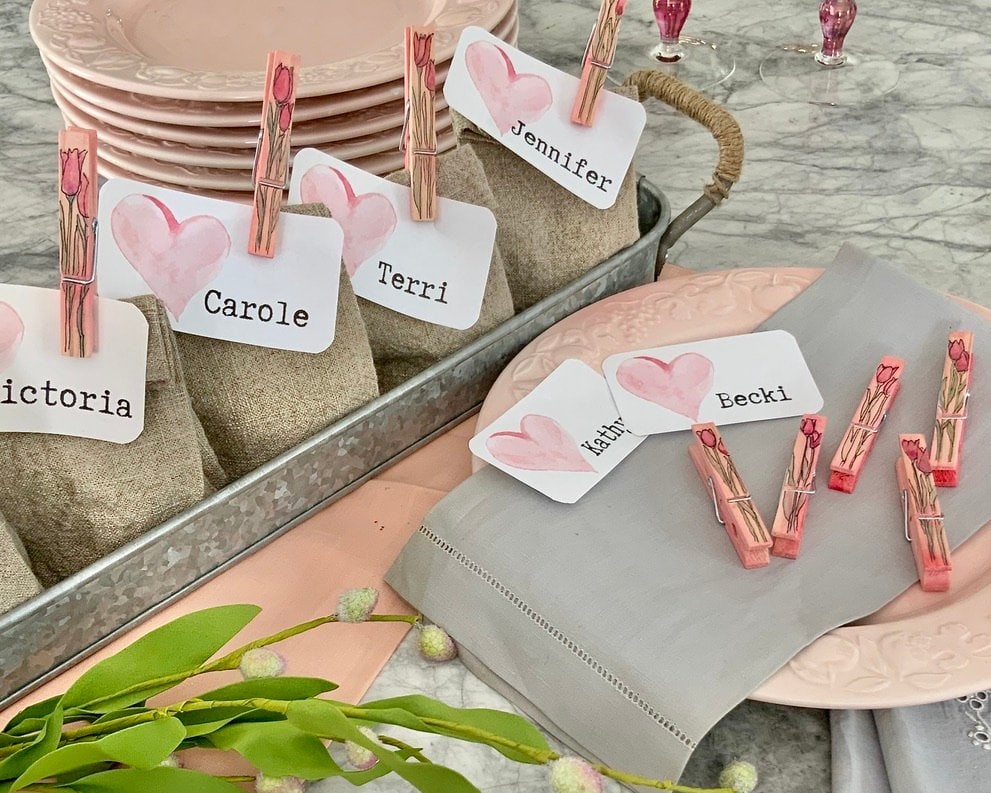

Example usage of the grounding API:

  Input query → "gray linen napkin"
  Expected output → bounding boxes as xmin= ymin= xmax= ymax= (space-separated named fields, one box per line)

xmin=831 ymin=692 xmax=991 ymax=792
xmin=387 ymin=244 xmax=991 ymax=782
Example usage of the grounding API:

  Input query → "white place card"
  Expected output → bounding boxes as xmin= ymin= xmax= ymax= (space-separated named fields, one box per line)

xmin=97 ymin=179 xmax=343 ymax=353
xmin=0 ymin=284 xmax=147 ymax=444
xmin=443 ymin=26 xmax=646 ymax=209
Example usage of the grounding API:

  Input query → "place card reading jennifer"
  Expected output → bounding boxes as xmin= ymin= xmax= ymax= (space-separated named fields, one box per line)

xmin=443 ymin=26 xmax=646 ymax=209
xmin=470 ymin=359 xmax=645 ymax=503
xmin=0 ymin=284 xmax=147 ymax=443
xmin=289 ymin=149 xmax=496 ymax=329
xmin=97 ymin=179 xmax=343 ymax=353
xmin=602 ymin=330 xmax=824 ymax=436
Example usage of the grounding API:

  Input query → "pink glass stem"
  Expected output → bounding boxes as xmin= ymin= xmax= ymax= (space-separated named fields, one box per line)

xmin=816 ymin=0 xmax=857 ymax=66
xmin=652 ymin=0 xmax=692 ymax=62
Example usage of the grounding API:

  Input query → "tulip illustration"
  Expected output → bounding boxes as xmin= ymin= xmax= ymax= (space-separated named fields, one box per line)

xmin=696 ymin=427 xmax=717 ymax=448
xmin=807 ymin=430 xmax=822 ymax=449
xmin=901 ymin=437 xmax=922 ymax=461
xmin=412 ymin=30 xmax=433 ymax=68
xmin=272 ymin=63 xmax=293 ymax=105
xmin=948 ymin=338 xmax=965 ymax=361
xmin=278 ymin=102 xmax=294 ymax=133
xmin=915 ymin=449 xmax=933 ymax=475
xmin=59 ymin=148 xmax=84 ymax=198
xmin=875 ymin=363 xmax=897 ymax=384
xmin=800 ymin=417 xmax=817 ymax=436
xmin=955 ymin=350 xmax=971 ymax=373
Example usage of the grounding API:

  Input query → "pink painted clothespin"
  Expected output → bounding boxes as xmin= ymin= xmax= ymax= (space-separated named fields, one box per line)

xmin=248 ymin=50 xmax=300 ymax=258
xmin=58 ymin=126 xmax=99 ymax=357
xmin=402 ymin=26 xmax=437 ymax=221
xmin=931 ymin=331 xmax=974 ymax=487
xmin=771 ymin=414 xmax=827 ymax=559
xmin=896 ymin=433 xmax=952 ymax=592
xmin=689 ymin=423 xmax=772 ymax=569
xmin=571 ymin=0 xmax=627 ymax=126
xmin=828 ymin=356 xmax=905 ymax=493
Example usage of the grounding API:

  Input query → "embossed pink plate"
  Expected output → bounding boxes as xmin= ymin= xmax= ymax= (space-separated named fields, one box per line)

xmin=476 ymin=268 xmax=991 ymax=708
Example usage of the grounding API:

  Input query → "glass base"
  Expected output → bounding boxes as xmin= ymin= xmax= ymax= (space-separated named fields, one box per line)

xmin=609 ymin=29 xmax=735 ymax=92
xmin=759 ymin=45 xmax=899 ymax=107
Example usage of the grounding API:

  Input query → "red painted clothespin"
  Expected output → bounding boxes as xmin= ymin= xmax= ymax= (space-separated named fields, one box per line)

xmin=689 ymin=423 xmax=772 ymax=569
xmin=402 ymin=26 xmax=437 ymax=221
xmin=828 ymin=355 xmax=905 ymax=493
xmin=571 ymin=0 xmax=627 ymax=126
xmin=248 ymin=50 xmax=300 ymax=258
xmin=58 ymin=127 xmax=99 ymax=357
xmin=931 ymin=331 xmax=974 ymax=487
xmin=771 ymin=414 xmax=827 ymax=559
xmin=896 ymin=433 xmax=952 ymax=592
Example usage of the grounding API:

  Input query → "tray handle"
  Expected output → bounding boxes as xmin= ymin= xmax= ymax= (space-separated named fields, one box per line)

xmin=623 ymin=70 xmax=744 ymax=276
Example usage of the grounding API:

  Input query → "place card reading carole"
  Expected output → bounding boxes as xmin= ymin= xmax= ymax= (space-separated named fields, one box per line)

xmin=97 ymin=179 xmax=342 ymax=353
xmin=0 ymin=284 xmax=147 ymax=444
xmin=602 ymin=330 xmax=824 ymax=436
xmin=470 ymin=359 xmax=645 ymax=503
xmin=289 ymin=150 xmax=496 ymax=329
xmin=443 ymin=26 xmax=646 ymax=209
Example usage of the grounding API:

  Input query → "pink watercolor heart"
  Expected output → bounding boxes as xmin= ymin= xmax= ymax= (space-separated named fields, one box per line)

xmin=486 ymin=414 xmax=595 ymax=473
xmin=300 ymin=166 xmax=397 ymax=277
xmin=616 ymin=353 xmax=715 ymax=420
xmin=465 ymin=40 xmax=553 ymax=135
xmin=0 ymin=301 xmax=24 ymax=372
xmin=110 ymin=194 xmax=230 ymax=318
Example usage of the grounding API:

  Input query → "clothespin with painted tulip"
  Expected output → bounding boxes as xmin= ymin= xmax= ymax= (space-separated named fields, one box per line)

xmin=931 ymin=331 xmax=974 ymax=487
xmin=896 ymin=433 xmax=952 ymax=592
xmin=57 ymin=126 xmax=99 ymax=357
xmin=571 ymin=0 xmax=627 ymax=126
xmin=248 ymin=50 xmax=300 ymax=257
xmin=770 ymin=413 xmax=827 ymax=560
xmin=402 ymin=26 xmax=438 ymax=221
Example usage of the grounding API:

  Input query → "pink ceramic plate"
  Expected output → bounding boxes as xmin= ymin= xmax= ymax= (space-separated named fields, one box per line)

xmin=475 ymin=268 xmax=991 ymax=709
xmin=31 ymin=0 xmax=514 ymax=100
xmin=51 ymin=82 xmax=454 ymax=168
xmin=95 ymin=129 xmax=458 ymax=190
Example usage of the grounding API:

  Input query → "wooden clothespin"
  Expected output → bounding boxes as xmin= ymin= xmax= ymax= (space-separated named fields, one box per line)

xmin=571 ymin=0 xmax=627 ymax=126
xmin=248 ymin=50 xmax=300 ymax=258
xmin=931 ymin=331 xmax=974 ymax=487
xmin=58 ymin=127 xmax=99 ymax=357
xmin=828 ymin=356 xmax=905 ymax=493
xmin=689 ymin=423 xmax=772 ymax=569
xmin=896 ymin=433 xmax=952 ymax=592
xmin=403 ymin=26 xmax=437 ymax=221
xmin=771 ymin=414 xmax=827 ymax=559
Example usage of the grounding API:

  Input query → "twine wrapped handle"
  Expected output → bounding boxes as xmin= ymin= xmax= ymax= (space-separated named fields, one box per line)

xmin=623 ymin=70 xmax=744 ymax=276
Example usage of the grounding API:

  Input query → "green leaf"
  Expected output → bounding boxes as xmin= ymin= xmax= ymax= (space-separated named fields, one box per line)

xmin=3 ymin=696 xmax=62 ymax=735
xmin=0 ymin=705 xmax=64 ymax=781
xmin=12 ymin=717 xmax=185 ymax=791
xmin=208 ymin=721 xmax=340 ymax=780
xmin=358 ymin=695 xmax=550 ymax=764
xmin=63 ymin=605 xmax=261 ymax=712
xmin=67 ymin=767 xmax=243 ymax=792
xmin=176 ymin=707 xmax=256 ymax=739
xmin=287 ymin=700 xmax=480 ymax=793
xmin=197 ymin=676 xmax=337 ymax=702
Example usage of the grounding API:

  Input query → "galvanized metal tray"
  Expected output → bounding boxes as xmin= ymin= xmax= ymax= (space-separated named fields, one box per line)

xmin=0 ymin=178 xmax=670 ymax=707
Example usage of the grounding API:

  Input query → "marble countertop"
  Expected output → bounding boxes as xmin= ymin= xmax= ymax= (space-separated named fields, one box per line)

xmin=1 ymin=0 xmax=988 ymax=791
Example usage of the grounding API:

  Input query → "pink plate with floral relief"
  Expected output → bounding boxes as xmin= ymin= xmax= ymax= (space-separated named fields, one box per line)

xmin=475 ymin=267 xmax=991 ymax=709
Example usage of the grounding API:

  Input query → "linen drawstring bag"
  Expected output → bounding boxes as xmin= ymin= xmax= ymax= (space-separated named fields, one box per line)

xmin=0 ymin=512 xmax=41 ymax=615
xmin=359 ymin=145 xmax=515 ymax=391
xmin=0 ymin=295 xmax=225 ymax=587
xmin=176 ymin=204 xmax=380 ymax=481
xmin=450 ymin=87 xmax=641 ymax=312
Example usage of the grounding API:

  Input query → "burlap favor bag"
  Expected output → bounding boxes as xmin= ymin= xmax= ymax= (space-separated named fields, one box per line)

xmin=451 ymin=87 xmax=641 ymax=312
xmin=0 ymin=295 xmax=224 ymax=587
xmin=177 ymin=204 xmax=379 ymax=480
xmin=1 ymin=512 xmax=41 ymax=614
xmin=361 ymin=145 xmax=515 ymax=391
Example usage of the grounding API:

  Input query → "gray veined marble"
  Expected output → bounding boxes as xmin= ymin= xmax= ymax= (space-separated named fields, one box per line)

xmin=0 ymin=0 xmax=988 ymax=790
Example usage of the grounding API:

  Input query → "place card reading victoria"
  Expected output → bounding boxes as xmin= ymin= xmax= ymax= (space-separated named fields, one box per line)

xmin=470 ymin=359 xmax=645 ymax=503
xmin=289 ymin=150 xmax=495 ymax=329
xmin=602 ymin=330 xmax=824 ymax=436
xmin=97 ymin=179 xmax=343 ymax=353
xmin=443 ymin=26 xmax=646 ymax=209
xmin=0 ymin=284 xmax=147 ymax=443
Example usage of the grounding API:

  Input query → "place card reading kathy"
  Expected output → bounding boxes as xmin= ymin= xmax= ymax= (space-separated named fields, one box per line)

xmin=289 ymin=150 xmax=496 ymax=330
xmin=97 ymin=179 xmax=343 ymax=353
xmin=0 ymin=284 xmax=147 ymax=443
xmin=602 ymin=330 xmax=824 ymax=436
xmin=443 ymin=26 xmax=646 ymax=209
xmin=470 ymin=359 xmax=645 ymax=503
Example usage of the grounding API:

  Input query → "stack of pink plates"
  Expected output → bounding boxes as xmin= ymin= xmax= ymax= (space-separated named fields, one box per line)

xmin=30 ymin=0 xmax=518 ymax=198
